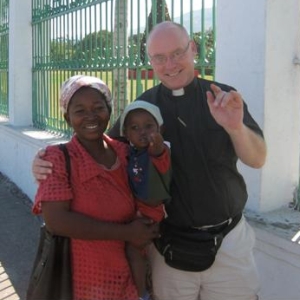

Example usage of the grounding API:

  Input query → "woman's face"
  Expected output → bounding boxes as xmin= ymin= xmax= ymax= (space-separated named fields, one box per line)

xmin=64 ymin=87 xmax=110 ymax=142
xmin=123 ymin=109 xmax=159 ymax=150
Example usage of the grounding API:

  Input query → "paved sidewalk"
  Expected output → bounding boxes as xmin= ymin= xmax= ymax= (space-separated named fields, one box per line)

xmin=0 ymin=172 xmax=41 ymax=300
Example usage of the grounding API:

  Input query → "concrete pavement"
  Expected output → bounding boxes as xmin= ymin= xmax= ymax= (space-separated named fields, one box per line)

xmin=0 ymin=172 xmax=41 ymax=300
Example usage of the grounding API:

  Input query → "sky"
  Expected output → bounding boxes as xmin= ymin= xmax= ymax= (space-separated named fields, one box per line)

xmin=129 ymin=0 xmax=214 ymax=33
xmin=51 ymin=0 xmax=214 ymax=39
xmin=135 ymin=0 xmax=213 ymax=17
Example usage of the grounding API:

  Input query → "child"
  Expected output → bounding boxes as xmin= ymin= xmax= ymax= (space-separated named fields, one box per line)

xmin=119 ymin=100 xmax=172 ymax=299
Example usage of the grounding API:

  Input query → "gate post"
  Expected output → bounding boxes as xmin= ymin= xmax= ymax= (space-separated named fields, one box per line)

xmin=8 ymin=0 xmax=32 ymax=126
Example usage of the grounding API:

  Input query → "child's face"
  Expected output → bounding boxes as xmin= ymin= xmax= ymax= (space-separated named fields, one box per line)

xmin=124 ymin=109 xmax=159 ymax=149
xmin=64 ymin=87 xmax=110 ymax=142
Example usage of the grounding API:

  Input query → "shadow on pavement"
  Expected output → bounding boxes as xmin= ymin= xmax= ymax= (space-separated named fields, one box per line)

xmin=0 ymin=172 xmax=41 ymax=300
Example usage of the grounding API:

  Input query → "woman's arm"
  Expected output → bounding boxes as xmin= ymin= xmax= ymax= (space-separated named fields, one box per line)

xmin=42 ymin=201 xmax=159 ymax=248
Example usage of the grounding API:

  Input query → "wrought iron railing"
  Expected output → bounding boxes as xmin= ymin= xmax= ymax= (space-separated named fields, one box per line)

xmin=0 ymin=0 xmax=9 ymax=117
xmin=29 ymin=0 xmax=216 ymax=136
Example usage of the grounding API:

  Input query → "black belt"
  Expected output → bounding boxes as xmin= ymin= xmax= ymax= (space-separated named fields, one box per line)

xmin=191 ymin=213 xmax=243 ymax=236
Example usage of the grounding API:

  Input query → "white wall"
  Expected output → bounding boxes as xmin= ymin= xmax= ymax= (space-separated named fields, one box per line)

xmin=216 ymin=0 xmax=300 ymax=211
xmin=8 ymin=0 xmax=32 ymax=126
xmin=0 ymin=122 xmax=67 ymax=200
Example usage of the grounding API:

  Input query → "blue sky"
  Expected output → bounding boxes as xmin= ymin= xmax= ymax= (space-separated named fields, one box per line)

xmin=52 ymin=0 xmax=214 ymax=39
xmin=129 ymin=0 xmax=214 ymax=34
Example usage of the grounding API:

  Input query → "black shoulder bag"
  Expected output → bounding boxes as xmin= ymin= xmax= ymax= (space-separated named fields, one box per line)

xmin=26 ymin=144 xmax=72 ymax=300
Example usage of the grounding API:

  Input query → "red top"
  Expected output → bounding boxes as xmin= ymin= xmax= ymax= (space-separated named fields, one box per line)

xmin=33 ymin=135 xmax=138 ymax=300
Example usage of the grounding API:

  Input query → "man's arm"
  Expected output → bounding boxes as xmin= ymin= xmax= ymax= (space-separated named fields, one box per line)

xmin=32 ymin=149 xmax=53 ymax=182
xmin=226 ymin=124 xmax=266 ymax=168
xmin=207 ymin=84 xmax=267 ymax=168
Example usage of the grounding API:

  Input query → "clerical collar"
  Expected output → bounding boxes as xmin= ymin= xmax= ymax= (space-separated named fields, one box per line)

xmin=172 ymin=88 xmax=184 ymax=96
xmin=161 ymin=77 xmax=198 ymax=97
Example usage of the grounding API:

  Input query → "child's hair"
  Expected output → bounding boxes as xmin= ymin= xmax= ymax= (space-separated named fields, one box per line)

xmin=120 ymin=100 xmax=163 ymax=136
xmin=59 ymin=74 xmax=112 ymax=114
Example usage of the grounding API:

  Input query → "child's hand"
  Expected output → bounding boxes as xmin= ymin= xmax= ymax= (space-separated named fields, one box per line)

xmin=147 ymin=132 xmax=165 ymax=157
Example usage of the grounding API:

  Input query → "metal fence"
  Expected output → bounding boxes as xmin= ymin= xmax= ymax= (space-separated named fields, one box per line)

xmin=0 ymin=0 xmax=9 ymax=117
xmin=3 ymin=0 xmax=216 ymax=136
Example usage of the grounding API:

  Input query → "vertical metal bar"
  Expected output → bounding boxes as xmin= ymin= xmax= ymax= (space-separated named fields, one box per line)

xmin=179 ymin=0 xmax=183 ymax=25
xmin=0 ymin=0 xmax=9 ymax=117
xmin=190 ymin=0 xmax=193 ymax=34
xmin=212 ymin=0 xmax=216 ymax=78
xmin=200 ymin=0 xmax=206 ymax=78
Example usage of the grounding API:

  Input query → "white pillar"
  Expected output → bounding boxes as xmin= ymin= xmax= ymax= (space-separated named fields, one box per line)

xmin=216 ymin=0 xmax=300 ymax=212
xmin=8 ymin=0 xmax=32 ymax=126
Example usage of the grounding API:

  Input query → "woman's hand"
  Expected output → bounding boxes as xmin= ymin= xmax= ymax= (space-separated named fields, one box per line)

xmin=127 ymin=218 xmax=160 ymax=249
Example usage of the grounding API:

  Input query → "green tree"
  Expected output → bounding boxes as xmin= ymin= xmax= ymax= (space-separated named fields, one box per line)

xmin=193 ymin=29 xmax=215 ymax=75
xmin=50 ymin=37 xmax=74 ymax=63
xmin=72 ymin=30 xmax=113 ymax=62
xmin=128 ymin=33 xmax=144 ymax=62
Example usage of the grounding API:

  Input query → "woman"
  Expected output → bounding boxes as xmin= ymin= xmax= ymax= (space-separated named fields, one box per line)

xmin=33 ymin=75 xmax=159 ymax=300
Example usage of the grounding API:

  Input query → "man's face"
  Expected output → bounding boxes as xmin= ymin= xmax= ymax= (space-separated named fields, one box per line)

xmin=147 ymin=28 xmax=197 ymax=90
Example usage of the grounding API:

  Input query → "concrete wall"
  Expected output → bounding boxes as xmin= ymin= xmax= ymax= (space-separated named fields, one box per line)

xmin=216 ymin=0 xmax=300 ymax=212
xmin=0 ymin=124 xmax=39 ymax=200
xmin=8 ymin=0 xmax=32 ymax=125
xmin=0 ymin=121 xmax=68 ymax=200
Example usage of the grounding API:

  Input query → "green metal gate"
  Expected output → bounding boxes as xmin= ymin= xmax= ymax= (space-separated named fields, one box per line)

xmin=32 ymin=0 xmax=216 ymax=136
xmin=0 ymin=0 xmax=9 ymax=117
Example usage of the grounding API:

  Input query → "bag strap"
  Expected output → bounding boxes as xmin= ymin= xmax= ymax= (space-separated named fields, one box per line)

xmin=58 ymin=143 xmax=71 ymax=184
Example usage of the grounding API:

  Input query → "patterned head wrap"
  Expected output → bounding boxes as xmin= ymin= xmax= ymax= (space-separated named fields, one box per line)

xmin=60 ymin=75 xmax=112 ymax=113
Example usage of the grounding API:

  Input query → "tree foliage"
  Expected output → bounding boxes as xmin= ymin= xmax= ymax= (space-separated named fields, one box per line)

xmin=72 ymin=30 xmax=113 ymax=61
xmin=193 ymin=29 xmax=215 ymax=63
xmin=49 ymin=28 xmax=215 ymax=70
xmin=50 ymin=38 xmax=74 ymax=62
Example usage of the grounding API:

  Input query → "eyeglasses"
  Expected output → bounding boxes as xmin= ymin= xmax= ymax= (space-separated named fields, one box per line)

xmin=148 ymin=41 xmax=191 ymax=65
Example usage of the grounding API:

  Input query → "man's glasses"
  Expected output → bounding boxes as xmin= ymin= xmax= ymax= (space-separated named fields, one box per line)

xmin=148 ymin=41 xmax=191 ymax=66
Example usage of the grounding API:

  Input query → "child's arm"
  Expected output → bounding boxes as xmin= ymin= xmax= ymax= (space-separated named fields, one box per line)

xmin=136 ymin=200 xmax=165 ymax=223
xmin=150 ymin=144 xmax=170 ymax=174
xmin=147 ymin=131 xmax=171 ymax=174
